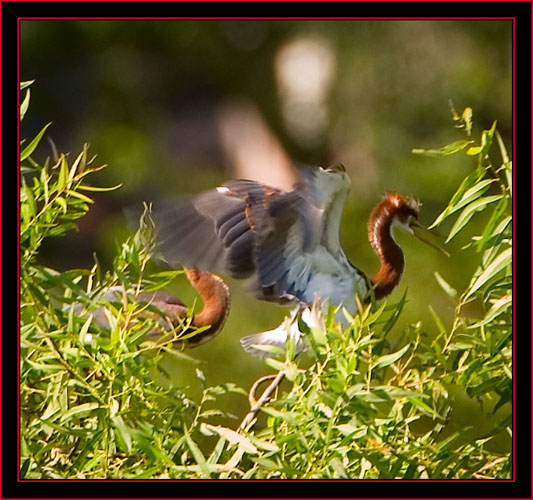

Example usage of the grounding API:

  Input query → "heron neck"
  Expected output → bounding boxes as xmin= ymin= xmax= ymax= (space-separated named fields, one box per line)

xmin=188 ymin=272 xmax=231 ymax=344
xmin=368 ymin=212 xmax=405 ymax=300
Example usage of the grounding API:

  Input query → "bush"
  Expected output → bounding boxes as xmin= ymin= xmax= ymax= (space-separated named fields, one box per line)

xmin=20 ymin=86 xmax=511 ymax=479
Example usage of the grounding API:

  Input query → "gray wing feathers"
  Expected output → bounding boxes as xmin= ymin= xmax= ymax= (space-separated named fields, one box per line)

xmin=149 ymin=175 xmax=321 ymax=304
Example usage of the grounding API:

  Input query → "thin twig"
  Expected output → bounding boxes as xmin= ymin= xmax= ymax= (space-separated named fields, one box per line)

xmin=239 ymin=371 xmax=286 ymax=431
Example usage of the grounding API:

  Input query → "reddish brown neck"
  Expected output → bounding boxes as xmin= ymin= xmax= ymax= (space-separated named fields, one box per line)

xmin=367 ymin=201 xmax=405 ymax=300
xmin=186 ymin=270 xmax=230 ymax=345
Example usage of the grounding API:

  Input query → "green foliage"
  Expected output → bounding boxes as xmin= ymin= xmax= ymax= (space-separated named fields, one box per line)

xmin=20 ymin=91 xmax=511 ymax=479
xmin=413 ymin=105 xmax=512 ymax=435
xmin=20 ymin=83 xmax=242 ymax=479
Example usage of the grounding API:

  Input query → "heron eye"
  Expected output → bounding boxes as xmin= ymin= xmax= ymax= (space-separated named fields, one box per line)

xmin=325 ymin=164 xmax=346 ymax=174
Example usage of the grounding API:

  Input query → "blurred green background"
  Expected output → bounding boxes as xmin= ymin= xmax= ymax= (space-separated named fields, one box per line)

xmin=20 ymin=20 xmax=512 ymax=439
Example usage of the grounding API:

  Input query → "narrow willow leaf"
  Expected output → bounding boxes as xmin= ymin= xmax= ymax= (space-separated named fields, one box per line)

xmin=20 ymin=122 xmax=53 ymax=161
xmin=264 ymin=357 xmax=286 ymax=371
xmin=466 ymin=146 xmax=482 ymax=156
xmin=66 ymin=189 xmax=94 ymax=204
xmin=465 ymin=247 xmax=512 ymax=299
xmin=252 ymin=457 xmax=283 ymax=471
xmin=57 ymin=155 xmax=69 ymax=190
xmin=247 ymin=435 xmax=280 ymax=452
xmin=407 ymin=396 xmax=441 ymax=419
xmin=380 ymin=291 xmax=407 ymax=339
xmin=59 ymin=402 xmax=100 ymax=422
xmin=112 ymin=415 xmax=133 ymax=453
xmin=446 ymin=195 xmax=503 ymax=242
xmin=495 ymin=130 xmax=509 ymax=164
xmin=40 ymin=164 xmax=50 ymax=203
xmin=428 ymin=305 xmax=447 ymax=337
xmin=476 ymin=200 xmax=510 ymax=252
xmin=205 ymin=424 xmax=257 ymax=454
xmin=373 ymin=343 xmax=410 ymax=369
xmin=462 ymin=107 xmax=473 ymax=136
xmin=77 ymin=183 xmax=123 ymax=192
xmin=412 ymin=140 xmax=474 ymax=157
xmin=469 ymin=294 xmax=512 ymax=328
xmin=434 ymin=272 xmax=457 ymax=298
xmin=451 ymin=179 xmax=495 ymax=213
xmin=261 ymin=407 xmax=299 ymax=425
xmin=429 ymin=170 xmax=487 ymax=228
xmin=503 ymin=161 xmax=512 ymax=196
xmin=184 ymin=426 xmax=211 ymax=477
xmin=55 ymin=196 xmax=68 ymax=214
xmin=20 ymin=80 xmax=35 ymax=90
xmin=480 ymin=121 xmax=497 ymax=155
xmin=21 ymin=182 xmax=37 ymax=218
xmin=330 ymin=457 xmax=349 ymax=479
xmin=20 ymin=88 xmax=31 ymax=121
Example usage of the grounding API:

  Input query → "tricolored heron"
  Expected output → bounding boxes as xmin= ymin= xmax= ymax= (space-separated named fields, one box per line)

xmin=76 ymin=270 xmax=230 ymax=347
xmin=148 ymin=164 xmax=447 ymax=356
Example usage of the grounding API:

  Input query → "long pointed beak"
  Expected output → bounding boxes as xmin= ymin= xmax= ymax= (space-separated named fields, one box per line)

xmin=410 ymin=220 xmax=450 ymax=257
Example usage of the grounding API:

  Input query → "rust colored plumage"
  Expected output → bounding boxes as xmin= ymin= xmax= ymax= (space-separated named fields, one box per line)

xmin=141 ymin=269 xmax=230 ymax=347
xmin=367 ymin=191 xmax=420 ymax=300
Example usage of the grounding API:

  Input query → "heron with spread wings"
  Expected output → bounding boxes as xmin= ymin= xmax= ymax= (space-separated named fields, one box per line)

xmin=148 ymin=164 xmax=447 ymax=357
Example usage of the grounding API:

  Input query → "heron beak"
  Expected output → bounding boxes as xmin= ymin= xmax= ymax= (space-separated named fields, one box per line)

xmin=410 ymin=220 xmax=450 ymax=257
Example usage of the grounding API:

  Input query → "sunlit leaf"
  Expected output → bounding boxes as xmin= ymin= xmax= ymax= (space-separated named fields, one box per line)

xmin=430 ymin=171 xmax=489 ymax=228
xmin=20 ymin=88 xmax=31 ymax=121
xmin=446 ymin=195 xmax=503 ymax=242
xmin=373 ymin=344 xmax=410 ymax=369
xmin=434 ymin=272 xmax=457 ymax=298
xmin=204 ymin=425 xmax=257 ymax=454
xmin=20 ymin=122 xmax=52 ymax=161
xmin=184 ymin=426 xmax=211 ymax=477
xmin=465 ymin=247 xmax=512 ymax=299
xmin=469 ymin=294 xmax=512 ymax=328
xmin=412 ymin=140 xmax=474 ymax=157
xmin=20 ymin=80 xmax=35 ymax=90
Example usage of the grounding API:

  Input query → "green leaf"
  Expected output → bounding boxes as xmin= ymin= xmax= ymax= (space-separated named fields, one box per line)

xmin=495 ymin=130 xmax=509 ymax=164
xmin=247 ymin=435 xmax=280 ymax=452
xmin=434 ymin=272 xmax=457 ymax=298
xmin=428 ymin=305 xmax=447 ymax=337
xmin=329 ymin=457 xmax=349 ymax=478
xmin=20 ymin=88 xmax=31 ymax=122
xmin=59 ymin=402 xmax=100 ymax=422
xmin=77 ymin=183 xmax=122 ymax=192
xmin=481 ymin=121 xmax=497 ymax=155
xmin=20 ymin=122 xmax=52 ymax=161
xmin=465 ymin=247 xmax=512 ymax=299
xmin=66 ymin=189 xmax=94 ymax=204
xmin=446 ymin=195 xmax=503 ymax=242
xmin=429 ymin=171 xmax=489 ymax=228
xmin=462 ymin=107 xmax=473 ymax=136
xmin=412 ymin=140 xmax=474 ymax=157
xmin=373 ymin=344 xmax=410 ymax=369
xmin=466 ymin=146 xmax=482 ymax=156
xmin=204 ymin=424 xmax=257 ymax=454
xmin=261 ymin=407 xmax=300 ymax=425
xmin=21 ymin=181 xmax=37 ymax=218
xmin=40 ymin=163 xmax=50 ymax=203
xmin=184 ymin=426 xmax=211 ymax=477
xmin=468 ymin=294 xmax=512 ymax=328
xmin=55 ymin=196 xmax=68 ymax=214
xmin=20 ymin=80 xmax=35 ymax=90
xmin=57 ymin=155 xmax=69 ymax=190
xmin=264 ymin=357 xmax=286 ymax=371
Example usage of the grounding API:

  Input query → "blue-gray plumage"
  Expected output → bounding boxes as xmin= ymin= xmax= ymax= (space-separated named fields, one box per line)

xmin=149 ymin=164 xmax=447 ymax=357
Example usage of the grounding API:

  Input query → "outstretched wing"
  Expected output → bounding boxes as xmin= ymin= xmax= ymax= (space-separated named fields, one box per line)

xmin=149 ymin=169 xmax=340 ymax=304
